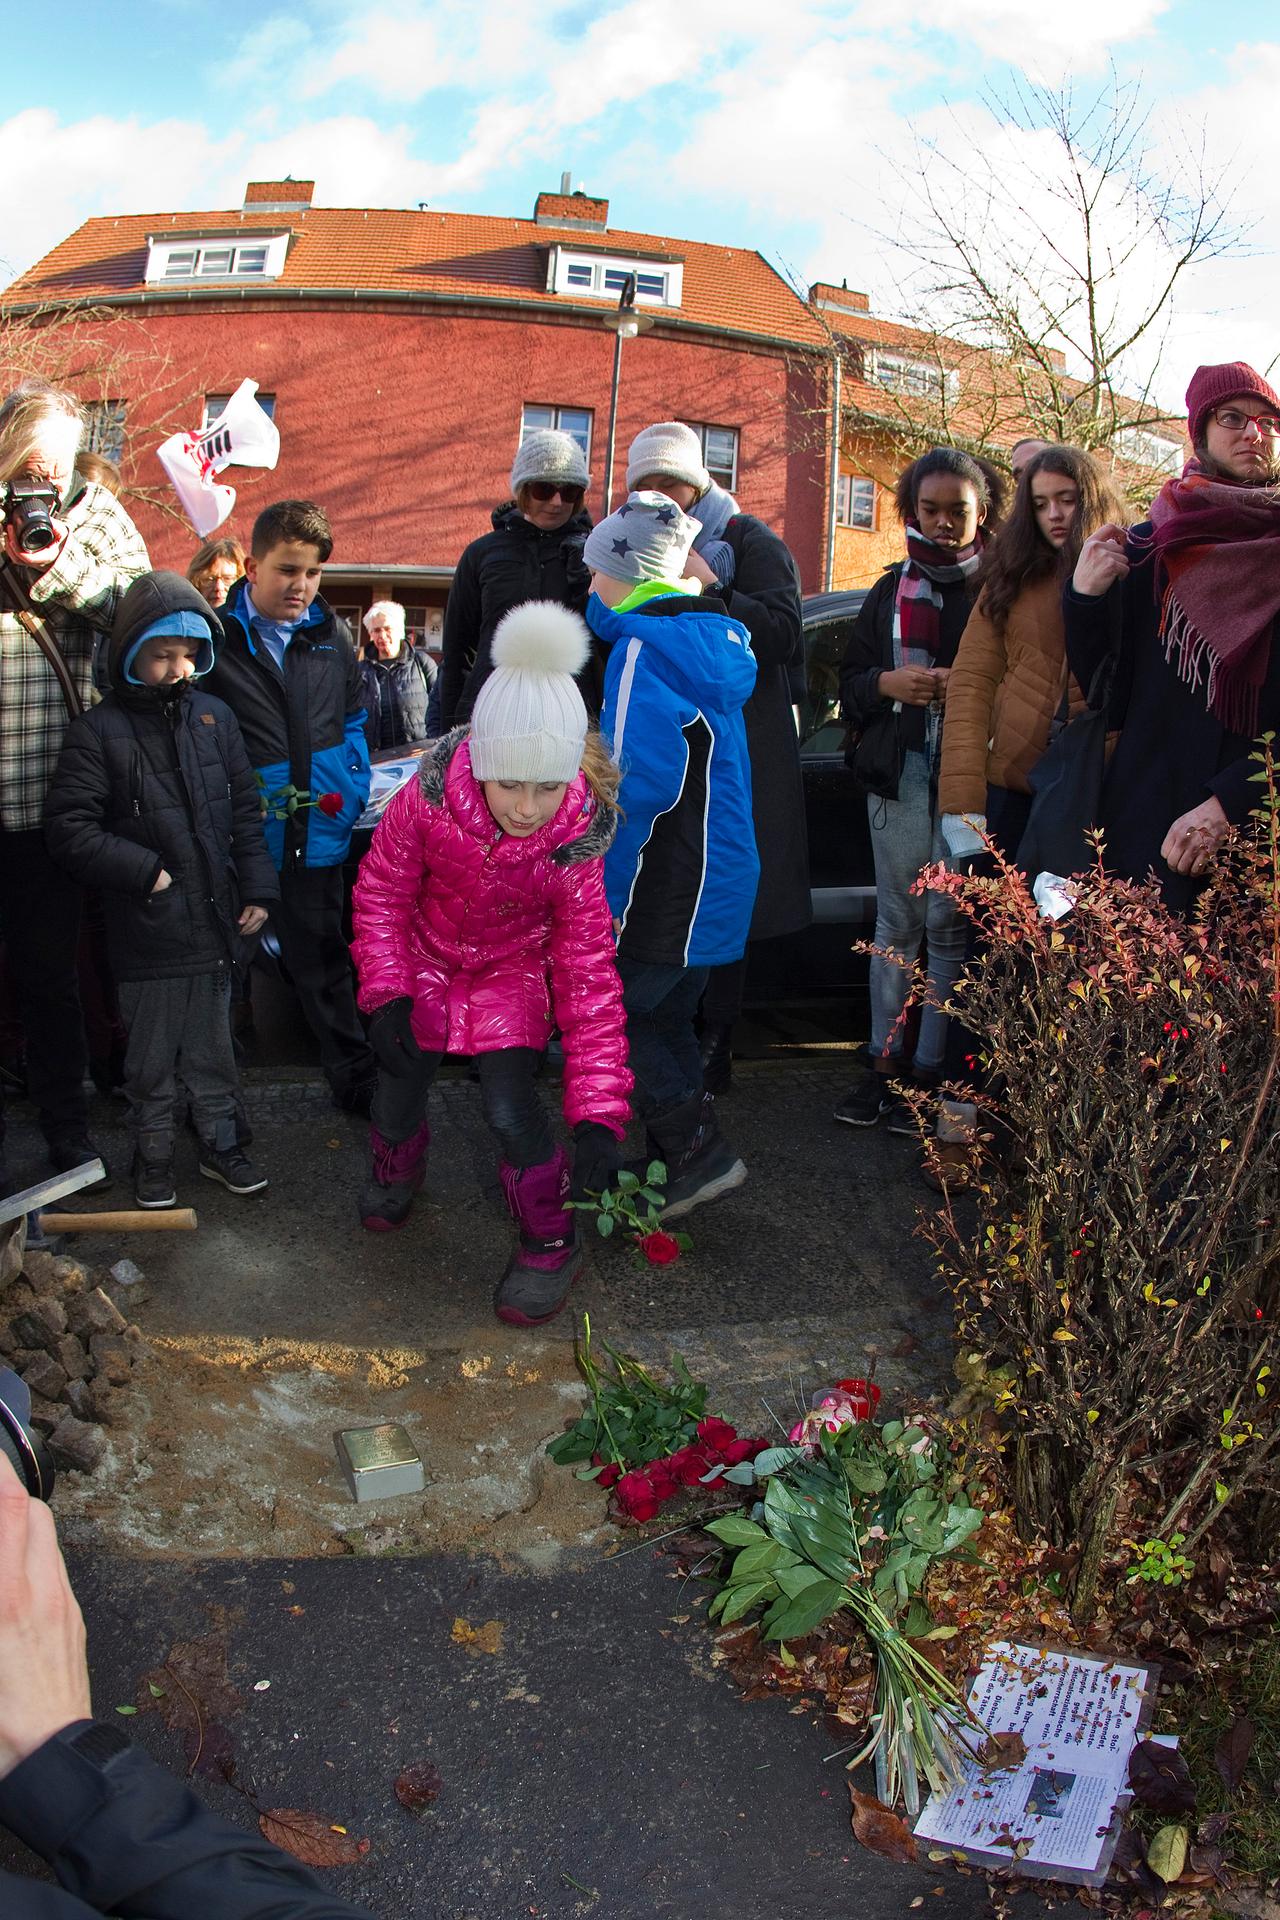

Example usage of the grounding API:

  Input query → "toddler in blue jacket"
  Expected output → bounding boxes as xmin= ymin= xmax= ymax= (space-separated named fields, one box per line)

xmin=585 ymin=491 xmax=759 ymax=1221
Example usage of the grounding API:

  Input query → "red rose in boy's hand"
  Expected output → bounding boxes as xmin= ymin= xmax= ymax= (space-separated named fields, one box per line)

xmin=696 ymin=1416 xmax=737 ymax=1451
xmin=638 ymin=1230 xmax=680 ymax=1266
xmin=316 ymin=791 xmax=344 ymax=817
xmin=615 ymin=1469 xmax=662 ymax=1522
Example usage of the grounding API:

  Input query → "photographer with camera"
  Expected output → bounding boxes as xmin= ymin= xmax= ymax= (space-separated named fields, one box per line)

xmin=0 ymin=1383 xmax=371 ymax=1918
xmin=0 ymin=383 xmax=148 ymax=1194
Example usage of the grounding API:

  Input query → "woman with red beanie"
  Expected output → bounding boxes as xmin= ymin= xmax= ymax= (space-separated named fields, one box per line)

xmin=1063 ymin=359 xmax=1280 ymax=908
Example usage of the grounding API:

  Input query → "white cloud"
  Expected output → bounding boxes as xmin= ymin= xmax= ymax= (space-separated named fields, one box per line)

xmin=962 ymin=0 xmax=1170 ymax=76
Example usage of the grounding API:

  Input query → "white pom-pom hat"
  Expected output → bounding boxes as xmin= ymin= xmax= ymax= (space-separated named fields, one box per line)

xmin=468 ymin=601 xmax=592 ymax=784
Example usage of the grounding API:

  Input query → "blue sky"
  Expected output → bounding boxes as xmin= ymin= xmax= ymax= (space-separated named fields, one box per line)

xmin=4 ymin=1 xmax=1280 ymax=405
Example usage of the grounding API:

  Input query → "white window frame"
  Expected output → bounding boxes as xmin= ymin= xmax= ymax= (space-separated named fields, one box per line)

xmin=835 ymin=473 xmax=876 ymax=530
xmin=868 ymin=348 xmax=952 ymax=403
xmin=682 ymin=422 xmax=739 ymax=493
xmin=547 ymin=246 xmax=682 ymax=308
xmin=519 ymin=403 xmax=593 ymax=467
xmin=83 ymin=399 xmax=126 ymax=465
xmin=145 ymin=232 xmax=289 ymax=284
xmin=202 ymin=392 xmax=276 ymax=430
xmin=1114 ymin=426 xmax=1182 ymax=473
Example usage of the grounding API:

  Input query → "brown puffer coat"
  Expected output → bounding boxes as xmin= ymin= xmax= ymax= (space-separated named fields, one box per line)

xmin=938 ymin=572 xmax=1084 ymax=817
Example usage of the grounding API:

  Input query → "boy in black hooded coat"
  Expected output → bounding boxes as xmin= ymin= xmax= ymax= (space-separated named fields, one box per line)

xmin=44 ymin=572 xmax=277 ymax=1208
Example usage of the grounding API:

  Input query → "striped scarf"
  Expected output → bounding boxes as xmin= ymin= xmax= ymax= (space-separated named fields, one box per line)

xmin=892 ymin=521 xmax=985 ymax=668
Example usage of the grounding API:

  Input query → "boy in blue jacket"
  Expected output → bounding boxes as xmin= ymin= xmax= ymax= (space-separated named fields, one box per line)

xmin=586 ymin=492 xmax=759 ymax=1220
xmin=202 ymin=501 xmax=376 ymax=1114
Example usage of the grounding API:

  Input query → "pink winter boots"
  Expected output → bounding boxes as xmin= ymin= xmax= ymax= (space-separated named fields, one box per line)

xmin=495 ymin=1147 xmax=581 ymax=1325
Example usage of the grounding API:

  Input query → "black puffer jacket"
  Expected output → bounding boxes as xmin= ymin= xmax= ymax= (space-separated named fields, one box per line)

xmin=44 ymin=572 xmax=278 ymax=982
xmin=440 ymin=503 xmax=600 ymax=726
xmin=721 ymin=514 xmax=811 ymax=939
xmin=358 ymin=647 xmax=434 ymax=750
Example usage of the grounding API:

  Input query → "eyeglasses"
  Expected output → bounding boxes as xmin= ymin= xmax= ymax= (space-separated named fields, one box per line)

xmin=1212 ymin=406 xmax=1280 ymax=437
xmin=526 ymin=482 xmax=584 ymax=504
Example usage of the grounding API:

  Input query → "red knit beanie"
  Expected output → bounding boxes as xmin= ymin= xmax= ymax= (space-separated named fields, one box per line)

xmin=1185 ymin=361 xmax=1280 ymax=446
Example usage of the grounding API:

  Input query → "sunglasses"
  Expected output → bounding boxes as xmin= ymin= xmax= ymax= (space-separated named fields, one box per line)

xmin=526 ymin=481 xmax=584 ymax=504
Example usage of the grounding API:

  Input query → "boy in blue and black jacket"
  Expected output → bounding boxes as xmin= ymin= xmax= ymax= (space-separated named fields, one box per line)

xmin=585 ymin=491 xmax=759 ymax=1221
xmin=203 ymin=500 xmax=376 ymax=1111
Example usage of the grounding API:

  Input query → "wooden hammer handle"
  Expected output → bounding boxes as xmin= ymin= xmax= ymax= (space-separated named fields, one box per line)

xmin=41 ymin=1208 xmax=198 ymax=1233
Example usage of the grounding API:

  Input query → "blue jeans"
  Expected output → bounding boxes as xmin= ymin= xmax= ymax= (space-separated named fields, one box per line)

xmin=867 ymin=750 xmax=967 ymax=1075
xmin=618 ymin=959 xmax=710 ymax=1119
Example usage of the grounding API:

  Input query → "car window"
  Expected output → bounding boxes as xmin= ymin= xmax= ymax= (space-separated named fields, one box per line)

xmin=799 ymin=612 xmax=859 ymax=756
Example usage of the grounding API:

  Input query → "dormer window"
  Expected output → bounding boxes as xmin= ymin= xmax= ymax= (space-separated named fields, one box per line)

xmin=868 ymin=349 xmax=951 ymax=402
xmin=548 ymin=246 xmax=682 ymax=308
xmin=145 ymin=232 xmax=289 ymax=283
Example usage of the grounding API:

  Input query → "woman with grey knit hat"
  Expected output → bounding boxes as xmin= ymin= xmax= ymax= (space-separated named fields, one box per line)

xmin=627 ymin=422 xmax=810 ymax=1092
xmin=439 ymin=428 xmax=603 ymax=730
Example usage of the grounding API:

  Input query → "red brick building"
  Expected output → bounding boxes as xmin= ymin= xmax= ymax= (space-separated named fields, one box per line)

xmin=3 ymin=180 xmax=834 ymax=637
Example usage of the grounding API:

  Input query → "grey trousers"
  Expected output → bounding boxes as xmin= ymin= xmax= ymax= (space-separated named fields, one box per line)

xmin=118 ymin=972 xmax=240 ymax=1150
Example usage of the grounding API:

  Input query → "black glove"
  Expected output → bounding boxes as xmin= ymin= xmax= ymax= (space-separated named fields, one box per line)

xmin=369 ymin=996 xmax=422 ymax=1073
xmin=572 ymin=1121 xmax=620 ymax=1201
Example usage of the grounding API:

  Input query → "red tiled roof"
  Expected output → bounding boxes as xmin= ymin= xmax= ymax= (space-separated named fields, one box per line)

xmin=4 ymin=203 xmax=827 ymax=348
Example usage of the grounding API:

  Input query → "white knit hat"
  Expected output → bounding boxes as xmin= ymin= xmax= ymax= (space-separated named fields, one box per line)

xmin=626 ymin=420 xmax=710 ymax=496
xmin=468 ymin=602 xmax=591 ymax=784
xmin=510 ymin=429 xmax=590 ymax=496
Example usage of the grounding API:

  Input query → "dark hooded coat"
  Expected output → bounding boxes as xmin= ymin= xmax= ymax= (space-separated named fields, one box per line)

xmin=43 ymin=571 xmax=277 ymax=981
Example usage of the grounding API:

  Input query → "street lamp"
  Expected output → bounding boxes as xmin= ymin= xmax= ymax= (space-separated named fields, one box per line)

xmin=601 ymin=273 xmax=654 ymax=515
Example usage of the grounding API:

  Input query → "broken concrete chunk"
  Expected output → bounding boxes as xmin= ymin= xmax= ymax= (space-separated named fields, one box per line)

xmin=48 ymin=1414 xmax=106 ymax=1474
xmin=20 ymin=1351 xmax=68 ymax=1403
xmin=63 ymin=1378 xmax=94 ymax=1422
xmin=67 ymin=1287 xmax=127 ymax=1340
xmin=109 ymin=1258 xmax=145 ymax=1289
xmin=88 ymin=1333 xmax=132 ymax=1387
xmin=27 ymin=1392 xmax=62 ymax=1436
xmin=11 ymin=1294 xmax=69 ymax=1353
xmin=53 ymin=1333 xmax=90 ymax=1381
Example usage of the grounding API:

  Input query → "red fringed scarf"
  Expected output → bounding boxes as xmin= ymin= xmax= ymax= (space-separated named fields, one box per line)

xmin=1142 ymin=457 xmax=1280 ymax=735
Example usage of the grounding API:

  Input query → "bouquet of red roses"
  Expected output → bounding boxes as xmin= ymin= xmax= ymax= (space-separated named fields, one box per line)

xmin=546 ymin=1315 xmax=763 ymax=1523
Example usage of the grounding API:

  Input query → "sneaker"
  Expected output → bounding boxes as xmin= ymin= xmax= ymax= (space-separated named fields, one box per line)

xmin=884 ymin=1095 xmax=918 ymax=1138
xmin=47 ymin=1133 xmax=111 ymax=1188
xmin=199 ymin=1143 xmax=268 ymax=1195
xmin=133 ymin=1151 xmax=176 ymax=1210
xmin=833 ymin=1074 xmax=890 ymax=1127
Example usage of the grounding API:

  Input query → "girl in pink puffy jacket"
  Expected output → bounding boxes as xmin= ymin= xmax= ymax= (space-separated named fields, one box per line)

xmin=351 ymin=601 xmax=631 ymax=1326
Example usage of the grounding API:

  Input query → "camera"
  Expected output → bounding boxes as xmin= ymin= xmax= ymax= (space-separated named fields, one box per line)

xmin=0 ymin=1366 xmax=54 ymax=1501
xmin=3 ymin=482 xmax=60 ymax=556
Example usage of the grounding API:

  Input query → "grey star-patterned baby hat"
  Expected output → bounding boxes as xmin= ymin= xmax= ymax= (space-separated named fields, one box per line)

xmin=583 ymin=489 xmax=699 ymax=586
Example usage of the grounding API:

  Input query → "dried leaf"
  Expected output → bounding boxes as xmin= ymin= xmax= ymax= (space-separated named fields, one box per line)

xmin=139 ymin=1624 xmax=242 ymax=1735
xmin=186 ymin=1718 xmax=237 ymax=1782
xmin=1128 ymin=1739 xmax=1197 ymax=1816
xmin=891 ymin=1333 xmax=918 ymax=1358
xmin=978 ymin=1729 xmax=1027 ymax=1772
xmin=258 ymin=1808 xmax=366 ymax=1867
xmin=1145 ymin=1824 xmax=1189 ymax=1886
xmin=848 ymin=1785 xmax=918 ymax=1864
xmin=450 ymin=1616 xmax=503 ymax=1656
xmin=1213 ymin=1714 xmax=1254 ymax=1793
xmin=394 ymin=1763 xmax=443 ymax=1813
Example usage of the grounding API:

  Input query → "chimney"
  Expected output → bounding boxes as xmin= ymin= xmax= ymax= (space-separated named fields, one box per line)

xmin=560 ymin=170 xmax=573 ymax=193
xmin=243 ymin=179 xmax=315 ymax=212
xmin=810 ymin=281 xmax=871 ymax=317
xmin=534 ymin=189 xmax=609 ymax=231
